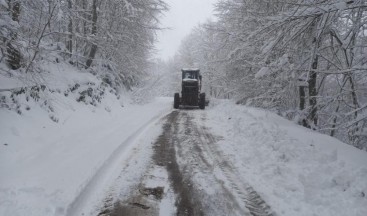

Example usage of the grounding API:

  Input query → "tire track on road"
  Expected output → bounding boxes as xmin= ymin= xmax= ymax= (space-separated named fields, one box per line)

xmin=195 ymin=112 xmax=275 ymax=216
xmin=97 ymin=110 xmax=276 ymax=216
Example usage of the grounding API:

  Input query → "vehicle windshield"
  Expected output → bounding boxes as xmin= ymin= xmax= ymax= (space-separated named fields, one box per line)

xmin=183 ymin=71 xmax=198 ymax=80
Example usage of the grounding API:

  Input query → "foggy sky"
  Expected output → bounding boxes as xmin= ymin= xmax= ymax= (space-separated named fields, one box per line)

xmin=155 ymin=0 xmax=218 ymax=61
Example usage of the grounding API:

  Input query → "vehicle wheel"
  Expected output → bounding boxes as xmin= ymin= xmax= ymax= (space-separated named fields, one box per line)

xmin=199 ymin=93 xmax=205 ymax=109
xmin=174 ymin=93 xmax=180 ymax=109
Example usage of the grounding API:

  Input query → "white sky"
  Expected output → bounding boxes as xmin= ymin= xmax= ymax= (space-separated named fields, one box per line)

xmin=155 ymin=0 xmax=218 ymax=61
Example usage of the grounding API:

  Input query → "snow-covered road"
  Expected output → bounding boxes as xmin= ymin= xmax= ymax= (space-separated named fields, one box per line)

xmin=100 ymin=110 xmax=273 ymax=216
xmin=94 ymin=101 xmax=367 ymax=216
xmin=1 ymin=98 xmax=367 ymax=216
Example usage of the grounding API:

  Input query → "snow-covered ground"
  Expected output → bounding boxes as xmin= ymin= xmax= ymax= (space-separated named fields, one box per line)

xmin=0 ymin=95 xmax=172 ymax=216
xmin=1 ymin=61 xmax=366 ymax=216
xmin=0 ymin=61 xmax=173 ymax=216
xmin=198 ymin=100 xmax=367 ymax=216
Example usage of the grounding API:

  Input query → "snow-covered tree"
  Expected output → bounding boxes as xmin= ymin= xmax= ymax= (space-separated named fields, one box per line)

xmin=176 ymin=0 xmax=367 ymax=150
xmin=1 ymin=0 xmax=167 ymax=88
xmin=0 ymin=0 xmax=21 ymax=69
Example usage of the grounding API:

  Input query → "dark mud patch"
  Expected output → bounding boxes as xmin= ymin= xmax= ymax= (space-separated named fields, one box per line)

xmin=139 ymin=187 xmax=164 ymax=200
xmin=129 ymin=202 xmax=150 ymax=209
xmin=103 ymin=200 xmax=155 ymax=216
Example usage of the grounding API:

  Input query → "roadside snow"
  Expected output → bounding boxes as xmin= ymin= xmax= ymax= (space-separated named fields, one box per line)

xmin=2 ymin=61 xmax=366 ymax=216
xmin=0 ymin=61 xmax=173 ymax=216
xmin=0 ymin=97 xmax=171 ymax=216
xmin=199 ymin=99 xmax=367 ymax=216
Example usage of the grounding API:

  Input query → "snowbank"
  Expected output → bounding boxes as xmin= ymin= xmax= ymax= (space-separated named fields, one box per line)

xmin=201 ymin=100 xmax=367 ymax=216
xmin=0 ymin=62 xmax=172 ymax=216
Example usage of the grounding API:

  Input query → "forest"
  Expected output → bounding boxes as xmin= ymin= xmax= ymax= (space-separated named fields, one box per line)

xmin=168 ymin=0 xmax=367 ymax=150
xmin=1 ymin=0 xmax=367 ymax=150
xmin=0 ymin=0 xmax=167 ymax=88
xmin=1 ymin=1 xmax=367 ymax=215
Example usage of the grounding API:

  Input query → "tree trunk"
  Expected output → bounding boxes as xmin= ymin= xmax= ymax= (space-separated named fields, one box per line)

xmin=83 ymin=0 xmax=87 ymax=35
xmin=6 ymin=0 xmax=21 ymax=70
xmin=330 ymin=103 xmax=340 ymax=137
xmin=11 ymin=0 xmax=20 ymax=22
xmin=85 ymin=0 xmax=98 ymax=69
xmin=299 ymin=83 xmax=309 ymax=128
xmin=67 ymin=0 xmax=73 ymax=58
xmin=308 ymin=55 xmax=318 ymax=127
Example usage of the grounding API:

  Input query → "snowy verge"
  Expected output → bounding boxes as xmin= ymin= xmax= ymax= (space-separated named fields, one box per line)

xmin=0 ymin=96 xmax=172 ymax=216
xmin=199 ymin=99 xmax=367 ymax=216
xmin=0 ymin=61 xmax=173 ymax=216
xmin=66 ymin=103 xmax=171 ymax=216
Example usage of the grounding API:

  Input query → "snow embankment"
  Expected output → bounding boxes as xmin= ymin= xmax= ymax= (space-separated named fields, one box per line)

xmin=0 ymin=62 xmax=172 ymax=216
xmin=202 ymin=100 xmax=367 ymax=216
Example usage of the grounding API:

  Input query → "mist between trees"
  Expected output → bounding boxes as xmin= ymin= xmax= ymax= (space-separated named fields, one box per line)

xmin=0 ymin=0 xmax=168 ymax=89
xmin=164 ymin=0 xmax=367 ymax=150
